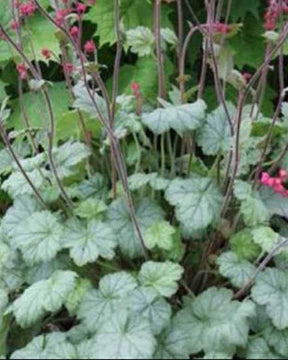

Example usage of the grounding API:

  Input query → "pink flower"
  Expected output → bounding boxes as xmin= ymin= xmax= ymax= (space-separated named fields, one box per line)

xmin=63 ymin=63 xmax=74 ymax=74
xmin=243 ymin=72 xmax=252 ymax=83
xmin=88 ymin=0 xmax=95 ymax=4
xmin=84 ymin=40 xmax=96 ymax=54
xmin=264 ymin=0 xmax=281 ymax=30
xmin=279 ymin=168 xmax=287 ymax=180
xmin=76 ymin=3 xmax=86 ymax=14
xmin=55 ymin=9 xmax=70 ymax=26
xmin=41 ymin=48 xmax=52 ymax=60
xmin=131 ymin=82 xmax=141 ymax=98
xmin=70 ymin=26 xmax=79 ymax=38
xmin=10 ymin=20 xmax=20 ymax=31
xmin=214 ymin=22 xmax=232 ymax=34
xmin=260 ymin=172 xmax=271 ymax=186
xmin=260 ymin=168 xmax=288 ymax=197
xmin=17 ymin=63 xmax=28 ymax=79
xmin=19 ymin=0 xmax=36 ymax=17
xmin=267 ymin=177 xmax=276 ymax=187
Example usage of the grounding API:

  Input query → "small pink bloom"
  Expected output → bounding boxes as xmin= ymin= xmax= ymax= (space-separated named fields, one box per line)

xmin=55 ymin=9 xmax=70 ymax=26
xmin=17 ymin=63 xmax=28 ymax=79
xmin=0 ymin=30 xmax=6 ymax=41
xmin=84 ymin=40 xmax=96 ymax=54
xmin=10 ymin=20 xmax=20 ymax=31
xmin=70 ymin=26 xmax=79 ymax=38
xmin=260 ymin=172 xmax=270 ymax=186
xmin=214 ymin=22 xmax=232 ymax=34
xmin=19 ymin=0 xmax=36 ymax=17
xmin=243 ymin=72 xmax=252 ymax=83
xmin=131 ymin=82 xmax=141 ymax=98
xmin=274 ymin=177 xmax=282 ymax=186
xmin=63 ymin=63 xmax=74 ymax=73
xmin=76 ymin=3 xmax=86 ymax=14
xmin=279 ymin=168 xmax=287 ymax=180
xmin=273 ymin=183 xmax=286 ymax=195
xmin=41 ymin=48 xmax=52 ymax=59
xmin=267 ymin=177 xmax=276 ymax=187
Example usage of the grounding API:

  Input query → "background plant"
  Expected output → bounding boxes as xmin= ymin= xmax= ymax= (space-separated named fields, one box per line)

xmin=0 ymin=0 xmax=288 ymax=359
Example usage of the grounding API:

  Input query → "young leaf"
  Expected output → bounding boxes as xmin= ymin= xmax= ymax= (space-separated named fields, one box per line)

xmin=75 ymin=198 xmax=107 ymax=220
xmin=129 ymin=287 xmax=172 ymax=335
xmin=230 ymin=230 xmax=261 ymax=261
xmin=12 ymin=211 xmax=63 ymax=265
xmin=107 ymin=198 xmax=164 ymax=258
xmin=65 ymin=278 xmax=92 ymax=316
xmin=138 ymin=261 xmax=184 ymax=297
xmin=144 ymin=221 xmax=175 ymax=250
xmin=126 ymin=27 xmax=155 ymax=57
xmin=13 ymin=271 xmax=77 ymax=328
xmin=77 ymin=272 xmax=137 ymax=332
xmin=251 ymin=268 xmax=288 ymax=330
xmin=90 ymin=311 xmax=156 ymax=359
xmin=251 ymin=227 xmax=279 ymax=253
xmin=142 ymin=100 xmax=206 ymax=135
xmin=197 ymin=103 xmax=234 ymax=155
xmin=63 ymin=219 xmax=117 ymax=267
xmin=217 ymin=251 xmax=256 ymax=288
xmin=165 ymin=178 xmax=222 ymax=236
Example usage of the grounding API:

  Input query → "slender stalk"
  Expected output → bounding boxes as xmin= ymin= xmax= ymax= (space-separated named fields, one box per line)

xmin=161 ymin=134 xmax=165 ymax=176
xmin=198 ymin=39 xmax=208 ymax=99
xmin=154 ymin=0 xmax=166 ymax=99
xmin=111 ymin=0 xmax=123 ymax=198
xmin=221 ymin=90 xmax=245 ymax=216
xmin=112 ymin=0 xmax=123 ymax=117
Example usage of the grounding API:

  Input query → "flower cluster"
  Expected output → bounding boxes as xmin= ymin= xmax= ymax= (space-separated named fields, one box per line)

xmin=41 ymin=48 xmax=52 ymax=60
xmin=19 ymin=0 xmax=36 ymax=17
xmin=131 ymin=83 xmax=141 ymax=99
xmin=214 ymin=22 xmax=232 ymax=34
xmin=55 ymin=8 xmax=71 ymax=26
xmin=264 ymin=0 xmax=288 ymax=30
xmin=84 ymin=40 xmax=96 ymax=54
xmin=16 ymin=63 xmax=28 ymax=79
xmin=261 ymin=169 xmax=288 ymax=196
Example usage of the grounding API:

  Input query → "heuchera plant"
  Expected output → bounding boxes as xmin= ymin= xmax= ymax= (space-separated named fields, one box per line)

xmin=0 ymin=0 xmax=288 ymax=359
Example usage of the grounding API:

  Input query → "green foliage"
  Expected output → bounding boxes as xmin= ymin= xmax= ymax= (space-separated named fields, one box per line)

xmin=138 ymin=261 xmax=183 ymax=297
xmin=108 ymin=198 xmax=164 ymax=258
xmin=1 ymin=0 xmax=288 ymax=358
xmin=142 ymin=99 xmax=206 ymax=135
xmin=165 ymin=178 xmax=222 ymax=236
xmin=13 ymin=271 xmax=77 ymax=328
xmin=252 ymin=269 xmax=288 ymax=330
xmin=218 ymin=251 xmax=256 ymax=288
